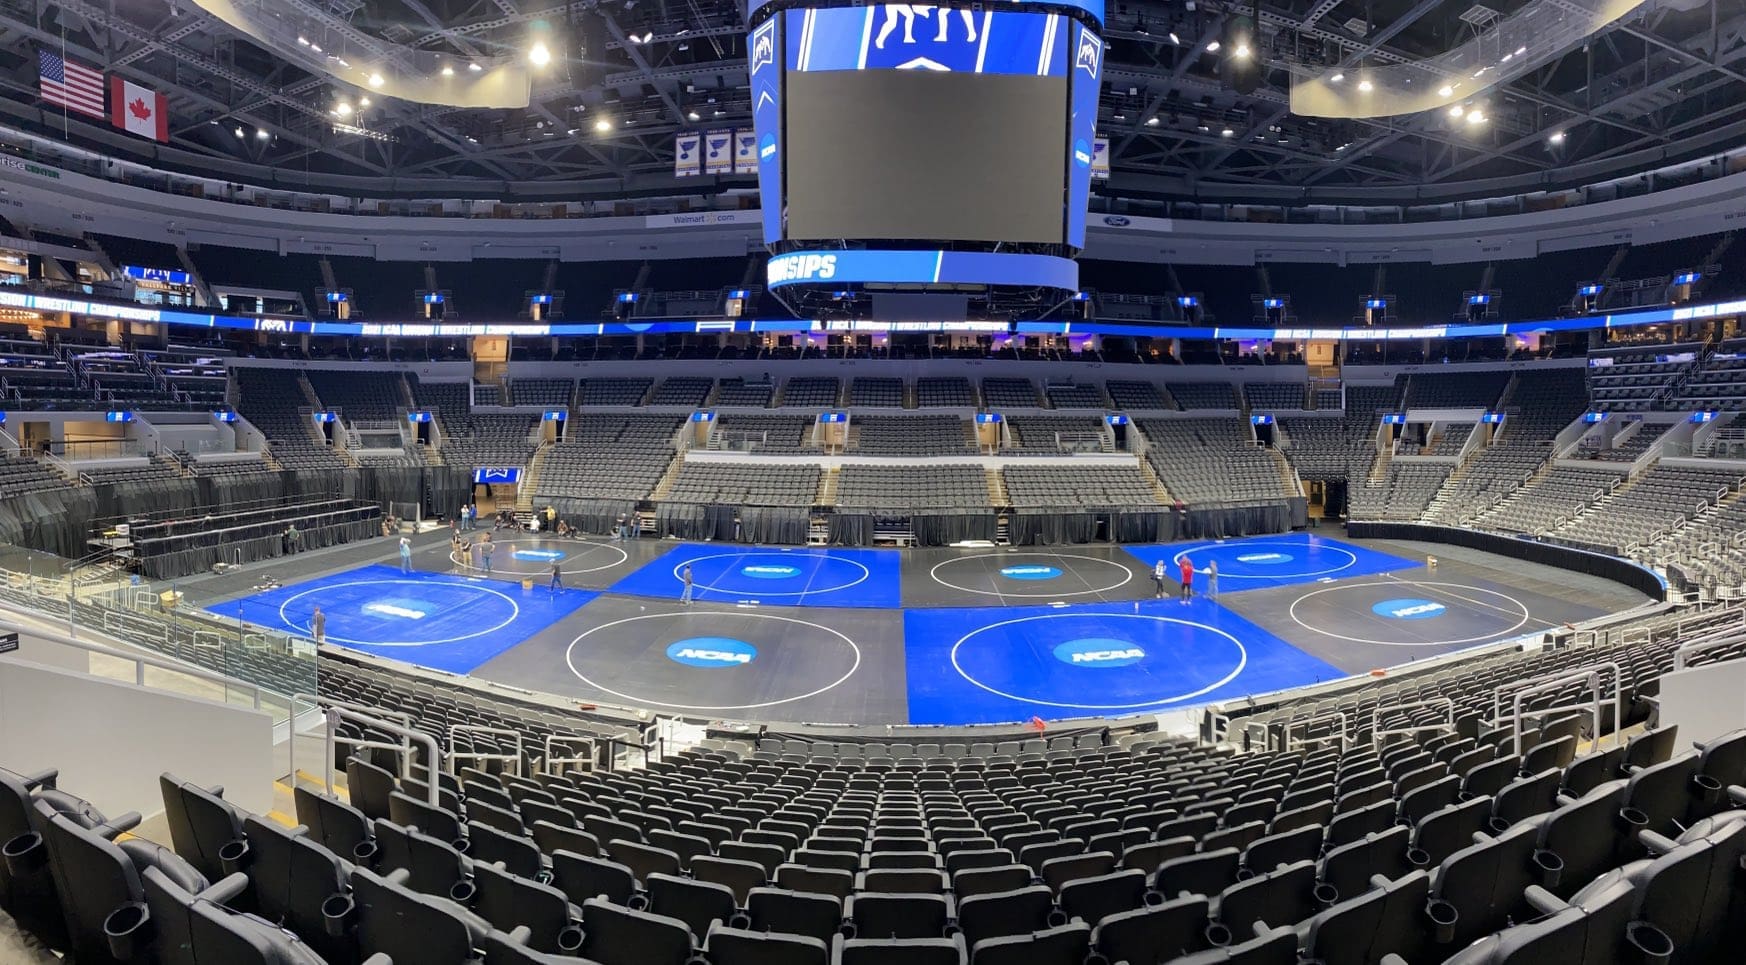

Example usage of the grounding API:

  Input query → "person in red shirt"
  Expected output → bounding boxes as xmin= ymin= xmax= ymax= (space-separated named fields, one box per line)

xmin=1179 ymin=555 xmax=1195 ymax=601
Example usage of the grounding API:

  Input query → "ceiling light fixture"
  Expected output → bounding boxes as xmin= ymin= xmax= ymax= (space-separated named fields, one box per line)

xmin=1357 ymin=79 xmax=1373 ymax=92
xmin=529 ymin=41 xmax=552 ymax=66
xmin=468 ymin=62 xmax=482 ymax=72
xmin=368 ymin=73 xmax=384 ymax=87
xmin=1549 ymin=130 xmax=1566 ymax=144
xmin=1220 ymin=126 xmax=1233 ymax=136
xmin=1437 ymin=85 xmax=1453 ymax=97
xmin=256 ymin=129 xmax=270 ymax=140
xmin=1205 ymin=39 xmax=1221 ymax=52
xmin=1167 ymin=31 xmax=1181 ymax=45
xmin=1449 ymin=104 xmax=1465 ymax=118
xmin=1466 ymin=110 xmax=1486 ymax=125
xmin=1329 ymin=72 xmax=1344 ymax=83
xmin=441 ymin=65 xmax=454 ymax=76
xmin=1233 ymin=42 xmax=1250 ymax=59
xmin=595 ymin=118 xmax=613 ymax=132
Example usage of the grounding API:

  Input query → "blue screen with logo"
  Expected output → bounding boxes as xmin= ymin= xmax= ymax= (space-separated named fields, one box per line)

xmin=787 ymin=7 xmax=1068 ymax=76
xmin=750 ymin=15 xmax=783 ymax=244
xmin=1066 ymin=22 xmax=1101 ymax=248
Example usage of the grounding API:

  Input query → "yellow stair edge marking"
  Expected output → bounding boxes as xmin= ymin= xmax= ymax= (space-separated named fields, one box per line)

xmin=264 ymin=810 xmax=299 ymax=829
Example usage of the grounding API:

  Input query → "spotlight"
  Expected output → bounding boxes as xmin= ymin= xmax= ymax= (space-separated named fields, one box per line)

xmin=594 ymin=117 xmax=613 ymax=132
xmin=1437 ymin=85 xmax=1453 ymax=97
xmin=1358 ymin=79 xmax=1373 ymax=92
xmin=1329 ymin=72 xmax=1344 ymax=83
xmin=1548 ymin=130 xmax=1566 ymax=145
xmin=1448 ymin=104 xmax=1465 ymax=118
xmin=1167 ymin=31 xmax=1181 ymax=45
xmin=1466 ymin=110 xmax=1485 ymax=124
xmin=529 ymin=41 xmax=552 ymax=66
xmin=296 ymin=35 xmax=309 ymax=46
xmin=1206 ymin=39 xmax=1220 ymax=52
xmin=1145 ymin=116 xmax=1160 ymax=126
xmin=233 ymin=126 xmax=245 ymax=138
xmin=255 ymin=129 xmax=270 ymax=140
xmin=441 ymin=65 xmax=454 ymax=76
xmin=468 ymin=62 xmax=482 ymax=72
xmin=687 ymin=110 xmax=701 ymax=121
xmin=359 ymin=97 xmax=371 ymax=107
xmin=1233 ymin=42 xmax=1250 ymax=59
xmin=333 ymin=102 xmax=353 ymax=117
xmin=368 ymin=73 xmax=384 ymax=87
xmin=1220 ymin=127 xmax=1233 ymax=137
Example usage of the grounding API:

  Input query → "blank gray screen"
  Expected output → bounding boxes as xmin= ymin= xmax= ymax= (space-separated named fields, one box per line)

xmin=784 ymin=70 xmax=1066 ymax=245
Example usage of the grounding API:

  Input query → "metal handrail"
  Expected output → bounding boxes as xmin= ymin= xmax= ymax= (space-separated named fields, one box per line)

xmin=1281 ymin=710 xmax=1350 ymax=752
xmin=448 ymin=725 xmax=524 ymax=777
xmin=1370 ymin=697 xmax=1456 ymax=748
xmin=321 ymin=706 xmax=439 ymax=807
xmin=544 ymin=735 xmax=596 ymax=775
xmin=1507 ymin=662 xmax=1622 ymax=757
xmin=0 ymin=618 xmax=265 ymax=710
xmin=1673 ymin=634 xmax=1746 ymax=671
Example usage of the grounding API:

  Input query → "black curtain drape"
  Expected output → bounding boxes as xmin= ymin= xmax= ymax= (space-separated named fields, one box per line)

xmin=1177 ymin=502 xmax=1293 ymax=540
xmin=828 ymin=514 xmax=874 ymax=546
xmin=912 ymin=514 xmax=998 ymax=546
xmin=739 ymin=507 xmax=809 ymax=545
xmin=551 ymin=497 xmax=638 ymax=536
xmin=1010 ymin=512 xmax=1099 ymax=545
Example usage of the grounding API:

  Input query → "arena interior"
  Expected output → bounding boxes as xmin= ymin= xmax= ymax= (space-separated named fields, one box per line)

xmin=2 ymin=0 xmax=1746 ymax=962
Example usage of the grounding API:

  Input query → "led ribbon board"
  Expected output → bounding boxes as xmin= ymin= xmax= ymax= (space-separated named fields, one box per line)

xmin=765 ymin=250 xmax=1079 ymax=289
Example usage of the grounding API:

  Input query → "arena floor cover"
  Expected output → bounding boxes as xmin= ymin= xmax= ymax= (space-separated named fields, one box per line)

xmin=196 ymin=532 xmax=1649 ymax=725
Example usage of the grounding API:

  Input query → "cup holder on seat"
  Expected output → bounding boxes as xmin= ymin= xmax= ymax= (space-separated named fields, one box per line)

xmin=103 ymin=901 xmax=151 ymax=960
xmin=321 ymin=894 xmax=355 ymax=938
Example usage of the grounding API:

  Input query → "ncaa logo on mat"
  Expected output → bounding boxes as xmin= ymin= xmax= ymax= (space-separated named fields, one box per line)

xmin=1054 ymin=638 xmax=1145 ymax=668
xmin=1237 ymin=552 xmax=1291 ymax=564
xmin=1000 ymin=565 xmax=1062 ymax=580
xmin=363 ymin=599 xmax=430 ymax=620
xmin=666 ymin=638 xmax=757 ymax=668
xmin=513 ymin=549 xmax=565 ymax=561
xmin=742 ymin=564 xmax=801 ymax=579
xmin=1373 ymin=599 xmax=1446 ymax=620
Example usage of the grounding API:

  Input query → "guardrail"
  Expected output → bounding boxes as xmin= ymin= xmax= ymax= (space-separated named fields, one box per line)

xmin=448 ymin=725 xmax=524 ymax=777
xmin=320 ymin=705 xmax=440 ymax=808
xmin=0 ymin=618 xmax=267 ymax=711
xmin=1502 ymin=662 xmax=1623 ymax=757
xmin=1370 ymin=697 xmax=1456 ymax=749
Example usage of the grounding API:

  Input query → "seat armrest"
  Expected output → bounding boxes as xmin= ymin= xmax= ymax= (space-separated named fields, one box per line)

xmin=1523 ymin=885 xmax=1568 ymax=916
xmin=196 ymin=872 xmax=252 ymax=906
xmin=94 ymin=812 xmax=142 ymax=839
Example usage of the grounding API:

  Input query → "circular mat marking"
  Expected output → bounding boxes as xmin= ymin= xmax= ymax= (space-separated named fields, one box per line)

xmin=950 ymin=613 xmax=1248 ymax=710
xmin=665 ymin=637 xmax=759 ymax=668
xmin=1169 ymin=540 xmax=1358 ymax=580
xmin=674 ymin=552 xmax=870 ymax=598
xmin=1289 ymin=581 xmax=1531 ymax=646
xmin=929 ymin=553 xmax=1136 ymax=599
xmin=450 ymin=538 xmax=628 ymax=575
xmin=278 ymin=579 xmax=520 ymax=647
xmin=565 ymin=612 xmax=862 ymax=711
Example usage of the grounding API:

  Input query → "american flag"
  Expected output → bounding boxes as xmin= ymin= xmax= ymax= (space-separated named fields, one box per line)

xmin=38 ymin=50 xmax=105 ymax=119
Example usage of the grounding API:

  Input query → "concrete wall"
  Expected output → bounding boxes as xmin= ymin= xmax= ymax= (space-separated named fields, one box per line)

xmin=0 ymin=649 xmax=275 ymax=818
xmin=1655 ymin=657 xmax=1746 ymax=750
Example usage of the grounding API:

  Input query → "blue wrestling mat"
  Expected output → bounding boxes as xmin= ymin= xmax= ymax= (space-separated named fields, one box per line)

xmin=1123 ymin=533 xmax=1416 ymax=593
xmin=206 ymin=564 xmax=595 ymax=674
xmin=902 ymin=597 xmax=1344 ymax=725
xmin=610 ymin=545 xmax=901 ymax=609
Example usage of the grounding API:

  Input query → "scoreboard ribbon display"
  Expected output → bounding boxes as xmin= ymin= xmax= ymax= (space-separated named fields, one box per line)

xmin=765 ymin=249 xmax=1079 ymax=290
xmin=749 ymin=0 xmax=1107 ymax=24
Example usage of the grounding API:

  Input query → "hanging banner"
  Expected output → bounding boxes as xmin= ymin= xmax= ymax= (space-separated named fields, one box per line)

xmin=674 ymin=132 xmax=702 ymax=177
xmin=1091 ymin=137 xmax=1111 ymax=180
xmin=734 ymin=129 xmax=758 ymax=174
xmin=704 ymin=129 xmax=734 ymax=174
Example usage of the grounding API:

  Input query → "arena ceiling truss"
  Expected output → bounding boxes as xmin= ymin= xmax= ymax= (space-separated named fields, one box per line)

xmin=0 ymin=0 xmax=1740 ymax=205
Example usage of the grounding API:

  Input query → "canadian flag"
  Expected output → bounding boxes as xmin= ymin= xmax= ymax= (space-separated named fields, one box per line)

xmin=110 ymin=77 xmax=167 ymax=142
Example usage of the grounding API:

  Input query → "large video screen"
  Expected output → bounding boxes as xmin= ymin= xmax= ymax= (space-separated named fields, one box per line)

xmin=784 ymin=69 xmax=1066 ymax=244
xmin=750 ymin=4 xmax=1101 ymax=249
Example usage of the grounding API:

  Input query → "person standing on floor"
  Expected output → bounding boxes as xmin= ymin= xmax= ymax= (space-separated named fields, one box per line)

xmin=399 ymin=537 xmax=412 ymax=574
xmin=549 ymin=559 xmax=563 ymax=593
xmin=1178 ymin=554 xmax=1195 ymax=601
xmin=1207 ymin=559 xmax=1219 ymax=599
xmin=1152 ymin=558 xmax=1167 ymax=598
xmin=310 ymin=605 xmax=325 ymax=645
xmin=680 ymin=564 xmax=694 ymax=605
xmin=481 ymin=537 xmax=494 ymax=575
